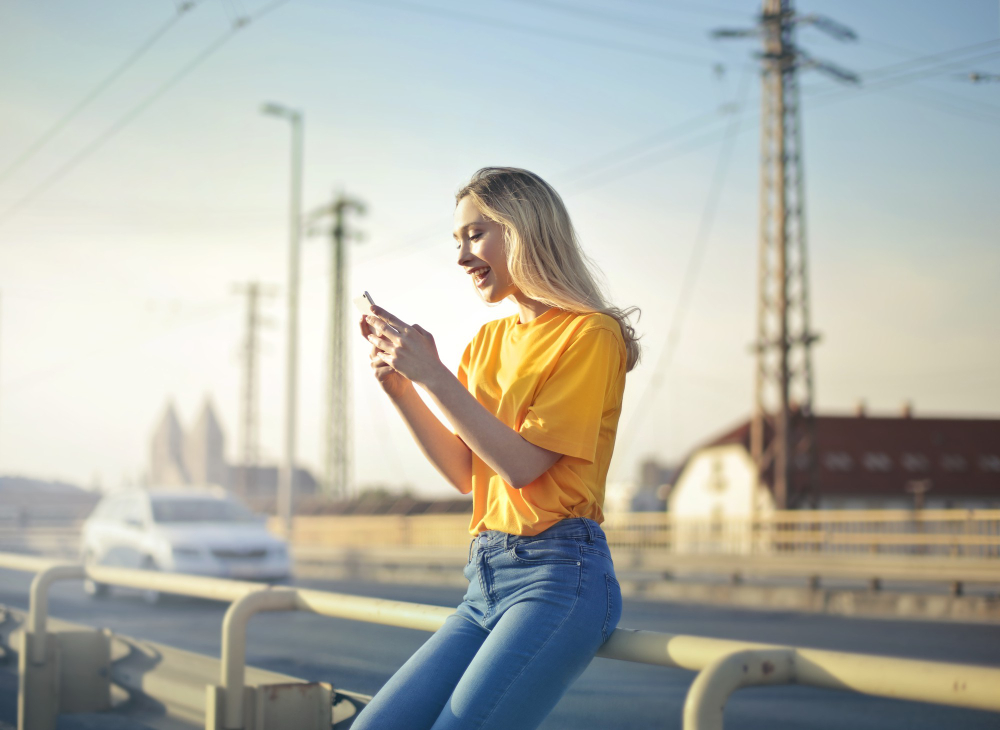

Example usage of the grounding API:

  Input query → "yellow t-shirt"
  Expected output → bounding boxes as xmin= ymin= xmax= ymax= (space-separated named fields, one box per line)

xmin=456 ymin=307 xmax=627 ymax=536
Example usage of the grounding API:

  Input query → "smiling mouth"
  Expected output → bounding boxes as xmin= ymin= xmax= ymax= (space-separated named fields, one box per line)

xmin=472 ymin=267 xmax=491 ymax=286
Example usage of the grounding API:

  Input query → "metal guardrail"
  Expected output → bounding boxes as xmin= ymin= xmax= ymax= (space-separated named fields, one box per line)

xmin=2 ymin=552 xmax=999 ymax=730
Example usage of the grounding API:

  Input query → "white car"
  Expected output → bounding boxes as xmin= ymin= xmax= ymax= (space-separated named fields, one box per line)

xmin=80 ymin=489 xmax=291 ymax=600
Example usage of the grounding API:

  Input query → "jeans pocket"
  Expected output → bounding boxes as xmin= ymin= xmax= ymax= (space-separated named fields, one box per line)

xmin=509 ymin=539 xmax=582 ymax=565
xmin=602 ymin=574 xmax=622 ymax=643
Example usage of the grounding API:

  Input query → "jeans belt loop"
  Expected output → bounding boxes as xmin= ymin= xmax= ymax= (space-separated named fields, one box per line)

xmin=583 ymin=518 xmax=595 ymax=544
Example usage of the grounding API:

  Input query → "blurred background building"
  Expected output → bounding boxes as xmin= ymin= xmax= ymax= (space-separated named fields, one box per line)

xmin=669 ymin=403 xmax=1000 ymax=521
xmin=148 ymin=399 xmax=318 ymax=507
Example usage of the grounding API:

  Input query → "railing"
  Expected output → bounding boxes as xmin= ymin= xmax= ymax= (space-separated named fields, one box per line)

xmin=275 ymin=509 xmax=1000 ymax=557
xmin=2 ymin=551 xmax=999 ymax=730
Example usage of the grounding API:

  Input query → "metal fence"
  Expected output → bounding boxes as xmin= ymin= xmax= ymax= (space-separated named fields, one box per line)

xmin=1 ymin=551 xmax=999 ymax=730
xmin=276 ymin=509 xmax=1000 ymax=557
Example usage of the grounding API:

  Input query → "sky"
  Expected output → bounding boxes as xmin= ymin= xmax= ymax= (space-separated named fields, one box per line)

xmin=0 ymin=0 xmax=998 ymax=499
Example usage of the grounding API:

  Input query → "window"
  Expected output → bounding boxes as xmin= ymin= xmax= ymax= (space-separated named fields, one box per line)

xmin=863 ymin=453 xmax=892 ymax=471
xmin=901 ymin=453 xmax=929 ymax=471
xmin=980 ymin=455 xmax=1000 ymax=473
xmin=825 ymin=452 xmax=853 ymax=471
xmin=119 ymin=496 xmax=146 ymax=527
xmin=152 ymin=498 xmax=256 ymax=523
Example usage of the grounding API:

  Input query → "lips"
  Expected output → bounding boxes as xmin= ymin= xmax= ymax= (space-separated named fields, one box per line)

xmin=470 ymin=266 xmax=491 ymax=287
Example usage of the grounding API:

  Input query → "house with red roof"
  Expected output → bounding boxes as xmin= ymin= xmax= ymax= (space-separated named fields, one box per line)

xmin=668 ymin=403 xmax=1000 ymax=521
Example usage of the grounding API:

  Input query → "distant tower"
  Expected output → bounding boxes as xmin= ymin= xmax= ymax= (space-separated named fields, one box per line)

xmin=714 ymin=0 xmax=857 ymax=508
xmin=149 ymin=402 xmax=190 ymax=487
xmin=185 ymin=398 xmax=228 ymax=487
xmin=232 ymin=282 xmax=277 ymax=499
xmin=309 ymin=192 xmax=365 ymax=499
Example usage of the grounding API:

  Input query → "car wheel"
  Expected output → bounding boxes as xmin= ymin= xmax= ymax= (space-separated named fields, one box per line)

xmin=82 ymin=553 xmax=108 ymax=598
xmin=140 ymin=556 xmax=162 ymax=605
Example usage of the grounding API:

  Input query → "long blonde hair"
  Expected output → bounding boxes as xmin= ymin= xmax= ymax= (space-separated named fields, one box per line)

xmin=456 ymin=166 xmax=642 ymax=372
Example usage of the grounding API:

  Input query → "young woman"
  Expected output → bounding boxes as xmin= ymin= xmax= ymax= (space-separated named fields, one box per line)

xmin=353 ymin=167 xmax=641 ymax=730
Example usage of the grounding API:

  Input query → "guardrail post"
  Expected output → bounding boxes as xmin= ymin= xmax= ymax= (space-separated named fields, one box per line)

xmin=682 ymin=648 xmax=795 ymax=730
xmin=207 ymin=588 xmax=302 ymax=730
xmin=19 ymin=564 xmax=86 ymax=730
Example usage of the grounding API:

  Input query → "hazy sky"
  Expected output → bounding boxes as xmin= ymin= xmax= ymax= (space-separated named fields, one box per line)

xmin=1 ymin=0 xmax=998 ymax=498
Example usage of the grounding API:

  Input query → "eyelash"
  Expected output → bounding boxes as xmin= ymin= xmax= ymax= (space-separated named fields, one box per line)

xmin=455 ymin=232 xmax=483 ymax=249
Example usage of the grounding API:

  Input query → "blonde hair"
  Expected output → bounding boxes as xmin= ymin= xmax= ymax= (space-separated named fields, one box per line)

xmin=456 ymin=167 xmax=642 ymax=372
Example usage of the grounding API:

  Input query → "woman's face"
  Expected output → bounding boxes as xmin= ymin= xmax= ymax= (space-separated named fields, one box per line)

xmin=454 ymin=195 xmax=516 ymax=303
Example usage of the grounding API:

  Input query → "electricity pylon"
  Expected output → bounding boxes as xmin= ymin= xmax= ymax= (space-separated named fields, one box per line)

xmin=714 ymin=0 xmax=858 ymax=509
xmin=232 ymin=282 xmax=277 ymax=501
xmin=308 ymin=192 xmax=365 ymax=499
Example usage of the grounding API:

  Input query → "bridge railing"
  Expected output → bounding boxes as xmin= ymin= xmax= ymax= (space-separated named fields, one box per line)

xmin=2 ymin=551 xmax=999 ymax=730
xmin=277 ymin=509 xmax=1000 ymax=557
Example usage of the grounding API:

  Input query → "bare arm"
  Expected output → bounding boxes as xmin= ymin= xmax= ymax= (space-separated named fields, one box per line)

xmin=387 ymin=382 xmax=474 ymax=494
xmin=365 ymin=309 xmax=561 ymax=489
xmin=419 ymin=366 xmax=562 ymax=489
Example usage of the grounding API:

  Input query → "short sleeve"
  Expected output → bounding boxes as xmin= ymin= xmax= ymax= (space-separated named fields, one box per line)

xmin=518 ymin=326 xmax=623 ymax=464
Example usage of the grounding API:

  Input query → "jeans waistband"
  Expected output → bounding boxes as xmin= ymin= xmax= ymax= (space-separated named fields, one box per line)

xmin=472 ymin=517 xmax=605 ymax=551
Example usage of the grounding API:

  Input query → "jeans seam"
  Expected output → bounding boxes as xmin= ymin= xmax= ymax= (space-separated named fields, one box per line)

xmin=477 ymin=554 xmax=492 ymax=620
xmin=602 ymin=574 xmax=621 ymax=644
xmin=475 ymin=579 xmax=583 ymax=729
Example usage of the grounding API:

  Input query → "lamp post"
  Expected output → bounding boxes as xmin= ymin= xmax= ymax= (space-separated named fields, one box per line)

xmin=261 ymin=102 xmax=303 ymax=537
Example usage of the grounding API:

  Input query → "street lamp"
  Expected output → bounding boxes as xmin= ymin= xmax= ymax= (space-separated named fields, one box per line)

xmin=261 ymin=101 xmax=303 ymax=537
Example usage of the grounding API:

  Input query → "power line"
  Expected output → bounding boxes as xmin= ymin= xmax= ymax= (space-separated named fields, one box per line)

xmin=805 ymin=47 xmax=1000 ymax=117
xmin=0 ymin=0 xmax=293 ymax=227
xmin=560 ymin=106 xmax=736 ymax=183
xmin=612 ymin=65 xmax=753 ymax=473
xmin=614 ymin=0 xmax=748 ymax=20
xmin=885 ymin=86 xmax=1000 ymax=128
xmin=358 ymin=38 xmax=1000 ymax=271
xmin=342 ymin=0 xmax=720 ymax=68
xmin=0 ymin=1 xmax=203 ymax=188
xmin=497 ymin=0 xmax=731 ymax=50
xmin=859 ymin=38 xmax=1000 ymax=83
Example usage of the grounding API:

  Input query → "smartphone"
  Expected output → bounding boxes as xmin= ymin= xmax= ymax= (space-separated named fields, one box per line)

xmin=353 ymin=291 xmax=376 ymax=316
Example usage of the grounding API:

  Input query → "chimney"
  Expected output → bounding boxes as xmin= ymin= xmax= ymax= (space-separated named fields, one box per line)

xmin=855 ymin=399 xmax=867 ymax=418
xmin=901 ymin=400 xmax=913 ymax=418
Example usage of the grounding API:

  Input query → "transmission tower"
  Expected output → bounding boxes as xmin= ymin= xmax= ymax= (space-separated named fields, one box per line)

xmin=309 ymin=193 xmax=365 ymax=499
xmin=232 ymin=282 xmax=277 ymax=501
xmin=714 ymin=0 xmax=857 ymax=509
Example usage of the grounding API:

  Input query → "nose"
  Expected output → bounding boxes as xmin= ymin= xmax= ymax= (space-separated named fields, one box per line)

xmin=456 ymin=238 xmax=473 ymax=267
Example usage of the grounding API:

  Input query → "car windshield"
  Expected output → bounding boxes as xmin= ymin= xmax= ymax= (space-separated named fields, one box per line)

xmin=151 ymin=498 xmax=257 ymax=524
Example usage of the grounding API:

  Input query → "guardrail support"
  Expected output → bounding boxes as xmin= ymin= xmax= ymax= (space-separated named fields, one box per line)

xmin=208 ymin=587 xmax=314 ymax=730
xmin=683 ymin=648 xmax=795 ymax=730
xmin=27 ymin=565 xmax=85 ymax=665
xmin=19 ymin=564 xmax=111 ymax=730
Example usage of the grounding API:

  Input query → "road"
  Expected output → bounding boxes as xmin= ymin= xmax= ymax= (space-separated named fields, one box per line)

xmin=1 ymin=568 xmax=999 ymax=729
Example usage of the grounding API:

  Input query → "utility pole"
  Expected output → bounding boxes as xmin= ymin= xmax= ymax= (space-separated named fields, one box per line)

xmin=714 ymin=1 xmax=857 ymax=509
xmin=261 ymin=102 xmax=303 ymax=534
xmin=309 ymin=193 xmax=365 ymax=500
xmin=0 ymin=291 xmax=3 ymax=468
xmin=231 ymin=282 xmax=277 ymax=502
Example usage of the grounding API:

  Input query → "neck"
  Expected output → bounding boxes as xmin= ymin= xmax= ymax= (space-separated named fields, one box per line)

xmin=511 ymin=291 xmax=552 ymax=323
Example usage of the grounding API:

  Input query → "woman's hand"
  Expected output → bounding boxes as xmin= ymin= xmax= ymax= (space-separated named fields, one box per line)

xmin=363 ymin=306 xmax=446 ymax=389
xmin=359 ymin=314 xmax=412 ymax=399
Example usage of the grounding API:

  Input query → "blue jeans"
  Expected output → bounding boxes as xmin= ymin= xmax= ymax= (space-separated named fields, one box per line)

xmin=352 ymin=518 xmax=622 ymax=730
